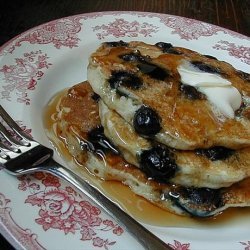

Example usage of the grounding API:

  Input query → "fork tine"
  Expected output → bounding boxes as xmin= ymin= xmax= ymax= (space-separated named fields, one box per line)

xmin=0 ymin=105 xmax=32 ymax=146
xmin=0 ymin=111 xmax=171 ymax=249
xmin=0 ymin=141 xmax=20 ymax=163
xmin=0 ymin=149 xmax=9 ymax=164
xmin=0 ymin=135 xmax=21 ymax=153
xmin=0 ymin=105 xmax=53 ymax=168
xmin=0 ymin=140 xmax=21 ymax=165
xmin=0 ymin=122 xmax=26 ymax=149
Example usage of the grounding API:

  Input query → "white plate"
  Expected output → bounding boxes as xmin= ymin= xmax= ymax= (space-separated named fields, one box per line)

xmin=0 ymin=11 xmax=250 ymax=250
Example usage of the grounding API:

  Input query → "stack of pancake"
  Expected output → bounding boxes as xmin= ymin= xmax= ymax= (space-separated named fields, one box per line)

xmin=56 ymin=41 xmax=250 ymax=218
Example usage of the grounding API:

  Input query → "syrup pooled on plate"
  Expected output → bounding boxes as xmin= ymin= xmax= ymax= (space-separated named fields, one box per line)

xmin=43 ymin=87 xmax=250 ymax=228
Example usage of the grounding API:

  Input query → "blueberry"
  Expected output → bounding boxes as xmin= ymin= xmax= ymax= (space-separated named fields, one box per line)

xmin=140 ymin=145 xmax=177 ymax=183
xmin=91 ymin=93 xmax=100 ymax=102
xmin=155 ymin=42 xmax=173 ymax=51
xmin=204 ymin=54 xmax=218 ymax=60
xmin=119 ymin=52 xmax=147 ymax=62
xmin=133 ymin=106 xmax=161 ymax=136
xmin=182 ymin=187 xmax=221 ymax=205
xmin=155 ymin=42 xmax=182 ymax=54
xmin=108 ymin=71 xmax=142 ymax=89
xmin=196 ymin=146 xmax=235 ymax=161
xmin=180 ymin=84 xmax=206 ymax=100
xmin=86 ymin=126 xmax=119 ymax=155
xmin=104 ymin=41 xmax=128 ymax=47
xmin=191 ymin=61 xmax=221 ymax=74
xmin=165 ymin=48 xmax=182 ymax=55
xmin=168 ymin=187 xmax=223 ymax=217
xmin=120 ymin=53 xmax=169 ymax=80
xmin=138 ymin=63 xmax=169 ymax=81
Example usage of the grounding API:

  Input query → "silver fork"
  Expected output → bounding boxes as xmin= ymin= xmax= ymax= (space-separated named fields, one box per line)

xmin=0 ymin=105 xmax=172 ymax=250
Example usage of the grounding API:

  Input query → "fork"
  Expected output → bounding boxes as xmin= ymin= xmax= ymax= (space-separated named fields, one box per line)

xmin=0 ymin=105 xmax=172 ymax=250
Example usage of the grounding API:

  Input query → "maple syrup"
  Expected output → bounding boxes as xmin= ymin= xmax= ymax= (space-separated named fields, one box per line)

xmin=43 ymin=88 xmax=250 ymax=228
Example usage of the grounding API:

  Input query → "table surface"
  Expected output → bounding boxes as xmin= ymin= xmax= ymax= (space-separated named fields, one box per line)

xmin=0 ymin=0 xmax=249 ymax=248
xmin=0 ymin=0 xmax=250 ymax=46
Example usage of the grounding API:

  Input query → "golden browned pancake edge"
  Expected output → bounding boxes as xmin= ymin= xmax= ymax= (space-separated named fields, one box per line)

xmin=88 ymin=41 xmax=250 ymax=150
xmin=52 ymin=81 xmax=250 ymax=218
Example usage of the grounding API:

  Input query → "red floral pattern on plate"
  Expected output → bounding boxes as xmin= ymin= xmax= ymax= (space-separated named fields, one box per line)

xmin=0 ymin=50 xmax=52 ymax=104
xmin=168 ymin=240 xmax=191 ymax=250
xmin=85 ymin=11 xmax=250 ymax=40
xmin=159 ymin=16 xmax=225 ymax=40
xmin=135 ymin=12 xmax=249 ymax=40
xmin=0 ymin=192 xmax=45 ymax=250
xmin=18 ymin=173 xmax=123 ymax=249
xmin=240 ymin=241 xmax=250 ymax=250
xmin=92 ymin=18 xmax=159 ymax=39
xmin=131 ymin=12 xmax=225 ymax=40
xmin=1 ymin=12 xmax=249 ymax=56
xmin=0 ymin=11 xmax=249 ymax=250
xmin=213 ymin=41 xmax=250 ymax=65
xmin=4 ymin=16 xmax=83 ymax=54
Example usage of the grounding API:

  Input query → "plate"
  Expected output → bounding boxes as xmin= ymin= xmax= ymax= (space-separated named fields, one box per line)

xmin=0 ymin=11 xmax=250 ymax=250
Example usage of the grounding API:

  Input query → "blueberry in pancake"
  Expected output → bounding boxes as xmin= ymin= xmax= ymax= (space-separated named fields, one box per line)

xmin=51 ymin=81 xmax=250 ymax=218
xmin=99 ymin=99 xmax=250 ymax=189
xmin=87 ymin=41 xmax=250 ymax=150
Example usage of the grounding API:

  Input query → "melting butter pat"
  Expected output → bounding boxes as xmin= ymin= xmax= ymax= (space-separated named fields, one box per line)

xmin=177 ymin=62 xmax=242 ymax=118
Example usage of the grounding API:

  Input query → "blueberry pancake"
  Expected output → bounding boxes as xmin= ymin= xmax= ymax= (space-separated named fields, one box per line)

xmin=54 ymin=81 xmax=250 ymax=218
xmin=99 ymin=100 xmax=250 ymax=188
xmin=88 ymin=41 xmax=250 ymax=150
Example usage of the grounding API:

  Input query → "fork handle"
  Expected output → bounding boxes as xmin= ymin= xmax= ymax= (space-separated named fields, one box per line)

xmin=41 ymin=159 xmax=172 ymax=250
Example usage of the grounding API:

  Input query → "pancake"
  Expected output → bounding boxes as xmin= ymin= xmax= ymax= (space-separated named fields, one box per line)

xmin=53 ymin=81 xmax=250 ymax=218
xmin=87 ymin=41 xmax=250 ymax=150
xmin=99 ymin=100 xmax=250 ymax=188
